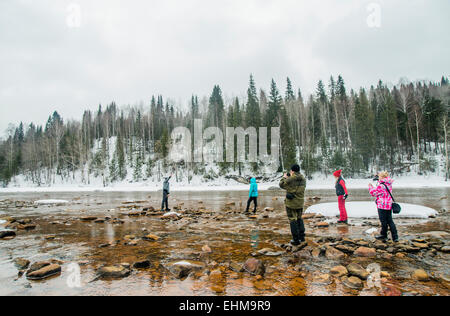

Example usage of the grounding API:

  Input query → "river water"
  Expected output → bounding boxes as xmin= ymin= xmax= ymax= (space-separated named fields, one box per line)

xmin=0 ymin=188 xmax=449 ymax=296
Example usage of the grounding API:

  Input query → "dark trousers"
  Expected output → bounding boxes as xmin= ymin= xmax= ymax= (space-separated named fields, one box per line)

xmin=286 ymin=207 xmax=305 ymax=242
xmin=246 ymin=197 xmax=257 ymax=212
xmin=161 ymin=191 xmax=169 ymax=211
xmin=378 ymin=209 xmax=398 ymax=240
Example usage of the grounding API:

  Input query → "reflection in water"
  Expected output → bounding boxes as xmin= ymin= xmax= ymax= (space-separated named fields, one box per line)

xmin=337 ymin=225 xmax=349 ymax=235
xmin=250 ymin=230 xmax=259 ymax=249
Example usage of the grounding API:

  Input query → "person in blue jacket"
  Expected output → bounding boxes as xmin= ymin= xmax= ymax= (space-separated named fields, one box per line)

xmin=245 ymin=177 xmax=258 ymax=213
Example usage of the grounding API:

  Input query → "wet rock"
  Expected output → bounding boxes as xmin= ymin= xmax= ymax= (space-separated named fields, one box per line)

xmin=143 ymin=206 xmax=155 ymax=212
xmin=316 ymin=222 xmax=329 ymax=228
xmin=412 ymin=269 xmax=429 ymax=281
xmin=314 ymin=273 xmax=333 ymax=285
xmin=243 ymin=258 xmax=265 ymax=276
xmin=167 ymin=261 xmax=205 ymax=279
xmin=128 ymin=212 xmax=141 ymax=217
xmin=439 ymin=246 xmax=450 ymax=253
xmin=97 ymin=265 xmax=131 ymax=279
xmin=330 ymin=265 xmax=348 ymax=277
xmin=17 ymin=224 xmax=36 ymax=231
xmin=325 ymin=246 xmax=345 ymax=260
xmin=202 ymin=245 xmax=212 ymax=253
xmin=44 ymin=235 xmax=56 ymax=240
xmin=347 ymin=263 xmax=369 ymax=280
xmin=14 ymin=258 xmax=30 ymax=270
xmin=80 ymin=216 xmax=97 ymax=221
xmin=0 ymin=231 xmax=16 ymax=239
xmin=142 ymin=234 xmax=160 ymax=241
xmin=228 ymin=262 xmax=244 ymax=273
xmin=412 ymin=242 xmax=429 ymax=250
xmin=94 ymin=219 xmax=105 ymax=223
xmin=335 ymin=244 xmax=355 ymax=254
xmin=354 ymin=247 xmax=376 ymax=258
xmin=26 ymin=264 xmax=61 ymax=280
xmin=294 ymin=248 xmax=312 ymax=260
xmin=133 ymin=260 xmax=151 ymax=269
xmin=421 ymin=231 xmax=448 ymax=239
xmin=342 ymin=276 xmax=363 ymax=289
xmin=380 ymin=271 xmax=391 ymax=278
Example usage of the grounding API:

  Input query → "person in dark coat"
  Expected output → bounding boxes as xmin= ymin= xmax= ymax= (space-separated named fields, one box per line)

xmin=279 ymin=164 xmax=307 ymax=246
xmin=161 ymin=175 xmax=172 ymax=212
xmin=334 ymin=169 xmax=349 ymax=224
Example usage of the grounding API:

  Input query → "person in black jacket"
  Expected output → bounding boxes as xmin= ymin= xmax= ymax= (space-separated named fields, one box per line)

xmin=334 ymin=170 xmax=349 ymax=224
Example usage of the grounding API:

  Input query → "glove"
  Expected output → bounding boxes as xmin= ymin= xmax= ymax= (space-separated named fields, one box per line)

xmin=343 ymin=194 xmax=349 ymax=200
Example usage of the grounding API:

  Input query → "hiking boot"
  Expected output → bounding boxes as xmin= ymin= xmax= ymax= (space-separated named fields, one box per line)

xmin=375 ymin=235 xmax=387 ymax=242
xmin=290 ymin=240 xmax=301 ymax=246
xmin=337 ymin=220 xmax=348 ymax=224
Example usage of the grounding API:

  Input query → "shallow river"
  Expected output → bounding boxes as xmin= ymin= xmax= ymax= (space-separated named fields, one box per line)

xmin=0 ymin=188 xmax=449 ymax=296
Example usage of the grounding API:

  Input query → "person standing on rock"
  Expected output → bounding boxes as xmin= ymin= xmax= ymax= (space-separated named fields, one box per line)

xmin=369 ymin=171 xmax=398 ymax=242
xmin=279 ymin=164 xmax=307 ymax=246
xmin=161 ymin=175 xmax=172 ymax=212
xmin=245 ymin=177 xmax=258 ymax=214
xmin=334 ymin=169 xmax=349 ymax=224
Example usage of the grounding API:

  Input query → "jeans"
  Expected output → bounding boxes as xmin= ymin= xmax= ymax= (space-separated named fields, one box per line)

xmin=378 ymin=208 xmax=398 ymax=240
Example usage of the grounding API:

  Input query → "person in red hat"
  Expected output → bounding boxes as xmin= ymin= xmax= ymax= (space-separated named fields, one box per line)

xmin=334 ymin=169 xmax=349 ymax=224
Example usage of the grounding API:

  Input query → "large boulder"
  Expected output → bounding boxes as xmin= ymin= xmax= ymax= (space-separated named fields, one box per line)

xmin=26 ymin=263 xmax=61 ymax=280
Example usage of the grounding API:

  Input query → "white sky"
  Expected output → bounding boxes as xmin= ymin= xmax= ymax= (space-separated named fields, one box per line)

xmin=0 ymin=0 xmax=449 ymax=134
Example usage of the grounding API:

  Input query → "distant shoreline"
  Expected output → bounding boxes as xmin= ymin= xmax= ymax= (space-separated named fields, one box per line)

xmin=1 ymin=179 xmax=449 ymax=194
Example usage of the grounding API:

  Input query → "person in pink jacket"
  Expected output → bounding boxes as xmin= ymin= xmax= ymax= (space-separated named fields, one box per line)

xmin=369 ymin=171 xmax=398 ymax=242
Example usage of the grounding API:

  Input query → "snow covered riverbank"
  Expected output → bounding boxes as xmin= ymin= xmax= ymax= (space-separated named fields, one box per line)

xmin=306 ymin=202 xmax=438 ymax=219
xmin=0 ymin=174 xmax=448 ymax=193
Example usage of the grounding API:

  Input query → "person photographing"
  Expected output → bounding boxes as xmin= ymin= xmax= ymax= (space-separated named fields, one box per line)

xmin=161 ymin=174 xmax=173 ymax=212
xmin=369 ymin=171 xmax=398 ymax=242
xmin=279 ymin=164 xmax=307 ymax=246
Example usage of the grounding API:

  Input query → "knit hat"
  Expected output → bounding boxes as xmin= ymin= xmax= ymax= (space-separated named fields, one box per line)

xmin=333 ymin=170 xmax=342 ymax=177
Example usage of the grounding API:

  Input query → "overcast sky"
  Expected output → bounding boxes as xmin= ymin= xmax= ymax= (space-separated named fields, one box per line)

xmin=0 ymin=0 xmax=449 ymax=135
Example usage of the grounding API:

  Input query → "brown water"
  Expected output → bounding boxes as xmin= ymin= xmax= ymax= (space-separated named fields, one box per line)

xmin=0 ymin=188 xmax=449 ymax=296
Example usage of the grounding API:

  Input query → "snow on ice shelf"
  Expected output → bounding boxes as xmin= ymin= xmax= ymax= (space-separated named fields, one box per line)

xmin=306 ymin=202 xmax=437 ymax=219
xmin=34 ymin=200 xmax=69 ymax=205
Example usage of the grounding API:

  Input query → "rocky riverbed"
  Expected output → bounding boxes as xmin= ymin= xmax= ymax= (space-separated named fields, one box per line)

xmin=0 ymin=189 xmax=449 ymax=296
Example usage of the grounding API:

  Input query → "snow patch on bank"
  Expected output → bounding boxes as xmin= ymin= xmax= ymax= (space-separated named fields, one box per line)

xmin=306 ymin=202 xmax=438 ymax=219
xmin=34 ymin=200 xmax=69 ymax=205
